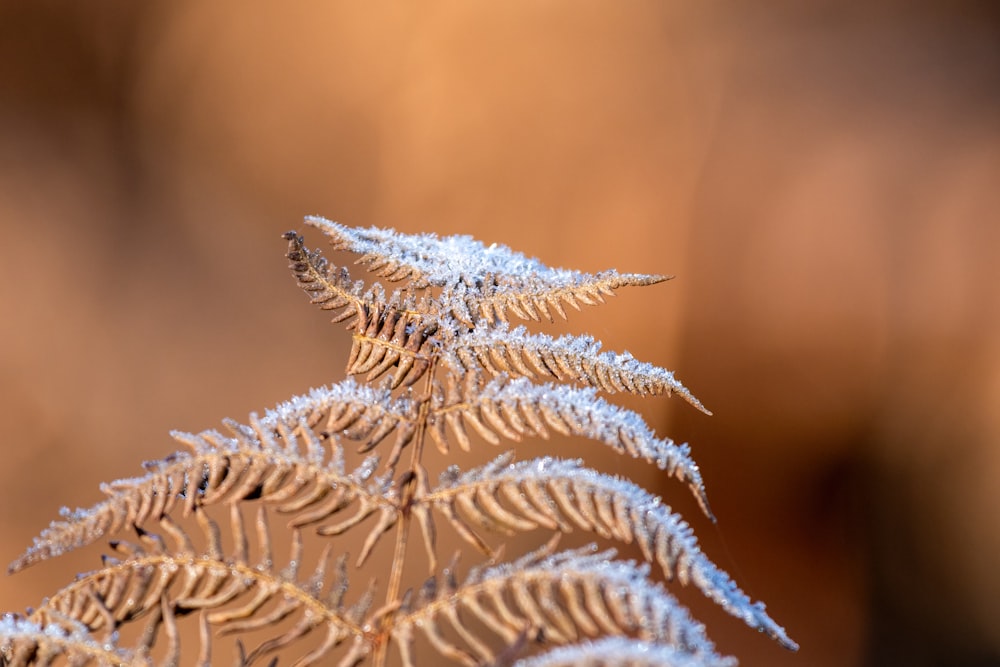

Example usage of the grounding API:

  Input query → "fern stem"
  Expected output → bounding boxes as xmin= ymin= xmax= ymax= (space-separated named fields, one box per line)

xmin=407 ymin=354 xmax=438 ymax=473
xmin=372 ymin=513 xmax=410 ymax=667
xmin=374 ymin=357 xmax=438 ymax=667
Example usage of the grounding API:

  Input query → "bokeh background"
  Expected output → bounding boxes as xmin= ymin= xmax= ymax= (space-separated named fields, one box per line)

xmin=2 ymin=2 xmax=999 ymax=666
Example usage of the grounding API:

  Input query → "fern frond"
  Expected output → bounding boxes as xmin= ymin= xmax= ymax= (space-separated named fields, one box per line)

xmin=424 ymin=455 xmax=797 ymax=650
xmin=391 ymin=544 xmax=724 ymax=667
xmin=304 ymin=217 xmax=441 ymax=288
xmin=437 ymin=271 xmax=666 ymax=327
xmin=286 ymin=231 xmax=443 ymax=388
xmin=305 ymin=217 xmax=665 ymax=322
xmin=9 ymin=219 xmax=796 ymax=665
xmin=9 ymin=384 xmax=406 ymax=573
xmin=513 ymin=637 xmax=735 ymax=667
xmin=305 ymin=216 xmax=559 ymax=290
xmin=285 ymin=231 xmax=370 ymax=328
xmin=263 ymin=379 xmax=417 ymax=462
xmin=0 ymin=614 xmax=141 ymax=667
xmin=31 ymin=507 xmax=371 ymax=666
xmin=445 ymin=324 xmax=710 ymax=413
xmin=346 ymin=303 xmax=439 ymax=388
xmin=428 ymin=377 xmax=711 ymax=516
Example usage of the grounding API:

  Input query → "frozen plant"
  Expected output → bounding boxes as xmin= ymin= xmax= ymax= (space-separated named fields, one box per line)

xmin=2 ymin=218 xmax=796 ymax=666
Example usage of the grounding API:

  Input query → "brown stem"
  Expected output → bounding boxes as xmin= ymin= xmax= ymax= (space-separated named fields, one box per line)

xmin=372 ymin=357 xmax=437 ymax=667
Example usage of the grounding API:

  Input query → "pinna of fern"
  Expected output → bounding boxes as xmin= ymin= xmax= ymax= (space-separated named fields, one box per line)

xmin=4 ymin=217 xmax=796 ymax=666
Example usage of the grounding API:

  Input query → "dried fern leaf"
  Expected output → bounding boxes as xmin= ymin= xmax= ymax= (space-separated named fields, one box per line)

xmin=391 ymin=544 xmax=724 ymax=667
xmin=430 ymin=377 xmax=712 ymax=516
xmin=287 ymin=230 xmax=441 ymax=389
xmin=9 ymin=382 xmax=405 ymax=573
xmin=9 ymin=220 xmax=796 ymax=665
xmin=0 ymin=614 xmax=141 ymax=667
xmin=306 ymin=216 xmax=545 ymax=289
xmin=513 ymin=636 xmax=735 ymax=667
xmin=346 ymin=304 xmax=438 ymax=388
xmin=445 ymin=324 xmax=710 ymax=413
xmin=30 ymin=509 xmax=370 ymax=666
xmin=305 ymin=217 xmax=665 ymax=316
xmin=440 ymin=269 xmax=666 ymax=326
xmin=285 ymin=231 xmax=370 ymax=328
xmin=304 ymin=217 xmax=438 ymax=288
xmin=424 ymin=455 xmax=797 ymax=650
xmin=260 ymin=379 xmax=417 ymax=461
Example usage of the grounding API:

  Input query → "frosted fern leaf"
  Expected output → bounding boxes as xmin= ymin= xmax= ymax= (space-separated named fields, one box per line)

xmin=6 ymin=218 xmax=796 ymax=666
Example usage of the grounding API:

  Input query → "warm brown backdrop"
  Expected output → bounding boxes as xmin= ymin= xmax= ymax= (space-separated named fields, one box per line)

xmin=2 ymin=2 xmax=999 ymax=666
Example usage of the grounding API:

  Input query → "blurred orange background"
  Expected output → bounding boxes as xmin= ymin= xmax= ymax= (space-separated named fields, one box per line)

xmin=2 ymin=2 xmax=999 ymax=666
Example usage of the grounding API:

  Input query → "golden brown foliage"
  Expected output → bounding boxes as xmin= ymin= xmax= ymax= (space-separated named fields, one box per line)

xmin=2 ymin=219 xmax=795 ymax=666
